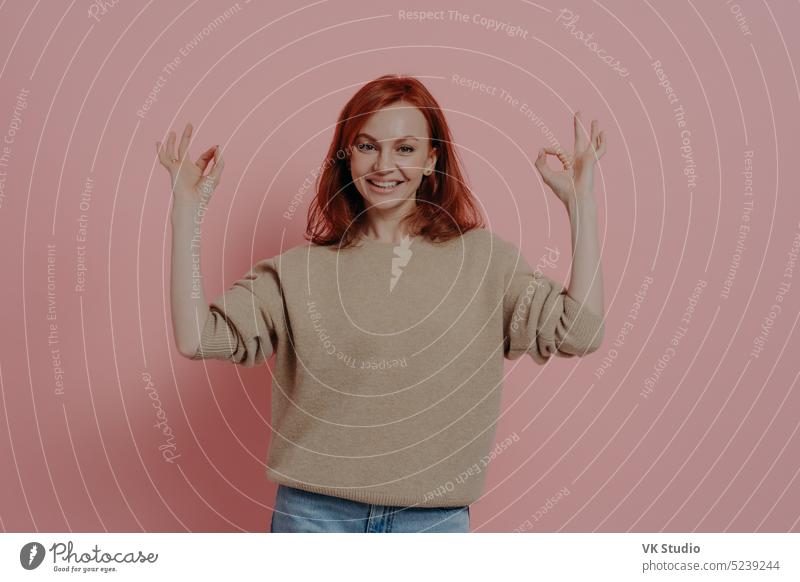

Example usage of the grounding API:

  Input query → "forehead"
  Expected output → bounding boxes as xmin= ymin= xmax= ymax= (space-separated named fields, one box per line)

xmin=359 ymin=101 xmax=430 ymax=139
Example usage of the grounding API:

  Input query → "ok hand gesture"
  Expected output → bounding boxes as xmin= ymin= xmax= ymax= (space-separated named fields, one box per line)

xmin=534 ymin=111 xmax=606 ymax=208
xmin=156 ymin=122 xmax=224 ymax=208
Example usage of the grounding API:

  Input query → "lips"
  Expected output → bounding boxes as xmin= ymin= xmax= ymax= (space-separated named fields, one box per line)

xmin=366 ymin=178 xmax=405 ymax=193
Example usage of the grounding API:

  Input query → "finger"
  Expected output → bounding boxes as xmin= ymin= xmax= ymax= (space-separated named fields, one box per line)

xmin=542 ymin=147 xmax=572 ymax=167
xmin=195 ymin=145 xmax=218 ymax=172
xmin=165 ymin=130 xmax=177 ymax=162
xmin=156 ymin=141 xmax=167 ymax=166
xmin=178 ymin=122 xmax=192 ymax=161
xmin=590 ymin=119 xmax=599 ymax=146
xmin=156 ymin=141 xmax=176 ymax=169
xmin=573 ymin=110 xmax=589 ymax=153
xmin=534 ymin=148 xmax=555 ymax=182
xmin=595 ymin=131 xmax=606 ymax=159
xmin=542 ymin=147 xmax=567 ymax=156
xmin=207 ymin=147 xmax=225 ymax=183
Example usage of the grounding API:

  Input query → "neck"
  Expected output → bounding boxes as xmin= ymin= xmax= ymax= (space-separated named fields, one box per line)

xmin=362 ymin=202 xmax=416 ymax=244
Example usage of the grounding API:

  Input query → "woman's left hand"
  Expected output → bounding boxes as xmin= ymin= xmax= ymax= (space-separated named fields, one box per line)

xmin=534 ymin=110 xmax=606 ymax=207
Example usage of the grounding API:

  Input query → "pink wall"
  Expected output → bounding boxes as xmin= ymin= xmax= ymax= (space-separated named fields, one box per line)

xmin=0 ymin=0 xmax=798 ymax=532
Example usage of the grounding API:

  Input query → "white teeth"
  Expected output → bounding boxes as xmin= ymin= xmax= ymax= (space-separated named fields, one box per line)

xmin=368 ymin=179 xmax=401 ymax=188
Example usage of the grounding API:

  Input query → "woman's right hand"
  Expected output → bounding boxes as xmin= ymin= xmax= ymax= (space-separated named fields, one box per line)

xmin=156 ymin=122 xmax=225 ymax=207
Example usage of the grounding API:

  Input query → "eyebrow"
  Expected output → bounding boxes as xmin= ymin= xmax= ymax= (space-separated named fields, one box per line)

xmin=356 ymin=133 xmax=420 ymax=142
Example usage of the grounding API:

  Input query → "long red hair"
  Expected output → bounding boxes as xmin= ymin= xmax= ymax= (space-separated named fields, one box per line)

xmin=305 ymin=74 xmax=485 ymax=248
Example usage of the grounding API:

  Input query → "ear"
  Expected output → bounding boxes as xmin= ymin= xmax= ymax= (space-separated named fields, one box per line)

xmin=426 ymin=146 xmax=438 ymax=175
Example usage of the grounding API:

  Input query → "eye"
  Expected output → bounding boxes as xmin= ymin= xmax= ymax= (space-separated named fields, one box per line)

xmin=356 ymin=142 xmax=375 ymax=152
xmin=398 ymin=145 xmax=415 ymax=153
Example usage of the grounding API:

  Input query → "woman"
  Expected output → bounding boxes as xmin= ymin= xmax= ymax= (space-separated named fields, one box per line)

xmin=156 ymin=74 xmax=606 ymax=533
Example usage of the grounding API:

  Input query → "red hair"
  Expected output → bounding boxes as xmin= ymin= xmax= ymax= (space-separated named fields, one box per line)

xmin=305 ymin=74 xmax=485 ymax=248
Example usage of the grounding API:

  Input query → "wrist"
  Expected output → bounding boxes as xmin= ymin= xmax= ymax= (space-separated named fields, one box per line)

xmin=171 ymin=204 xmax=203 ymax=228
xmin=566 ymin=196 xmax=596 ymax=217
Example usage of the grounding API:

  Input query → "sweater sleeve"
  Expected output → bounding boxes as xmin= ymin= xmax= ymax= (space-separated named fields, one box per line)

xmin=189 ymin=257 xmax=282 ymax=368
xmin=500 ymin=239 xmax=604 ymax=363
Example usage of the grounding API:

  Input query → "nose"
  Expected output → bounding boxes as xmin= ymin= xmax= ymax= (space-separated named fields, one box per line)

xmin=373 ymin=142 xmax=396 ymax=173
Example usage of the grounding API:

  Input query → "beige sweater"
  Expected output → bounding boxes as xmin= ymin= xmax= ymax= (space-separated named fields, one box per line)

xmin=191 ymin=228 xmax=604 ymax=507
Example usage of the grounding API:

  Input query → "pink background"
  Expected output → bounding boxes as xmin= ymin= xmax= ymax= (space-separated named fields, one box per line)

xmin=1 ymin=0 xmax=798 ymax=533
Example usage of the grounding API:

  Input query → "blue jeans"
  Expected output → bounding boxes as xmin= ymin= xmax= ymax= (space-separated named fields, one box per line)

xmin=270 ymin=484 xmax=470 ymax=533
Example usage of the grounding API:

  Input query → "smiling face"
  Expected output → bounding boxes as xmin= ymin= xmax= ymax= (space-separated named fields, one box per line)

xmin=349 ymin=100 xmax=437 ymax=212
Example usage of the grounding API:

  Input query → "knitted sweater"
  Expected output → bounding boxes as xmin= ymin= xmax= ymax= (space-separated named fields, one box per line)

xmin=190 ymin=228 xmax=604 ymax=507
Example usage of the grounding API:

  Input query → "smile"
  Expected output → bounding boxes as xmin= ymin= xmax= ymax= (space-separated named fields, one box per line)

xmin=366 ymin=178 xmax=405 ymax=193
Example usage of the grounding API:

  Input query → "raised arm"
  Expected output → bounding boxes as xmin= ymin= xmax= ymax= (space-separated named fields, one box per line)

xmin=170 ymin=204 xmax=211 ymax=357
xmin=157 ymin=122 xmax=225 ymax=357
xmin=503 ymin=108 xmax=608 ymax=363
xmin=158 ymin=123 xmax=281 ymax=367
xmin=533 ymin=110 xmax=606 ymax=319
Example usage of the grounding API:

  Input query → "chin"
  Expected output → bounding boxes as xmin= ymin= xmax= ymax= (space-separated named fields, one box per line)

xmin=364 ymin=194 xmax=411 ymax=209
